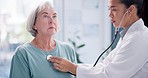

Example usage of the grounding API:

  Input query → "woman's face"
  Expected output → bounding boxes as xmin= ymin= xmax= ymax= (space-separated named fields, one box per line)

xmin=34 ymin=6 xmax=58 ymax=37
xmin=108 ymin=0 xmax=128 ymax=28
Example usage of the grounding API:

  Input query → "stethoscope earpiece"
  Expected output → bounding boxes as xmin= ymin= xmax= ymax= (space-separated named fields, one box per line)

xmin=126 ymin=10 xmax=130 ymax=14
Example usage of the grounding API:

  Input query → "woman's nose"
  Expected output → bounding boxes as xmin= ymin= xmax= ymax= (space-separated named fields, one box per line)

xmin=49 ymin=17 xmax=55 ymax=24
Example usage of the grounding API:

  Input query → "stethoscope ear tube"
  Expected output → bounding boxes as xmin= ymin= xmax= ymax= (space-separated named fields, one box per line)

xmin=93 ymin=30 xmax=119 ymax=67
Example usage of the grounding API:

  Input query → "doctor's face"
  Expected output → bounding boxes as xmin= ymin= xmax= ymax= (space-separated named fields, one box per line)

xmin=108 ymin=0 xmax=128 ymax=28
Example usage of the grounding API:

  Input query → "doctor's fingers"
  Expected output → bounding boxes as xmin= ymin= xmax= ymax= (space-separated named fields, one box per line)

xmin=50 ymin=57 xmax=62 ymax=63
xmin=51 ymin=56 xmax=62 ymax=60
xmin=53 ymin=63 xmax=68 ymax=72
xmin=53 ymin=63 xmax=61 ymax=70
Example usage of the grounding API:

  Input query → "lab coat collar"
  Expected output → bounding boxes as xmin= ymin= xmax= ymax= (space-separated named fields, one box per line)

xmin=123 ymin=18 xmax=145 ymax=38
xmin=126 ymin=18 xmax=144 ymax=33
xmin=120 ymin=26 xmax=130 ymax=39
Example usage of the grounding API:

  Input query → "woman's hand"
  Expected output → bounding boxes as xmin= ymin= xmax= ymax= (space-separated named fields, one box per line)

xmin=49 ymin=56 xmax=77 ymax=75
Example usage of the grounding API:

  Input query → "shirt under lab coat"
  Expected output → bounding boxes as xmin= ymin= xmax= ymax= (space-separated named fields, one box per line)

xmin=76 ymin=19 xmax=148 ymax=78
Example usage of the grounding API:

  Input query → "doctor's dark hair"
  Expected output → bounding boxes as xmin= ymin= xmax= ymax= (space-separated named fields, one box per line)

xmin=119 ymin=0 xmax=148 ymax=26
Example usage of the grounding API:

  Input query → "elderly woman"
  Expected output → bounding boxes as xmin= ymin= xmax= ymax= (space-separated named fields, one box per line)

xmin=10 ymin=1 xmax=77 ymax=78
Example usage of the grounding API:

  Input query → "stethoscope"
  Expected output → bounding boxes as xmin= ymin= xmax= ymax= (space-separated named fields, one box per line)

xmin=46 ymin=10 xmax=130 ymax=75
xmin=93 ymin=29 xmax=119 ymax=67
xmin=93 ymin=10 xmax=130 ymax=67
xmin=47 ymin=10 xmax=129 ymax=67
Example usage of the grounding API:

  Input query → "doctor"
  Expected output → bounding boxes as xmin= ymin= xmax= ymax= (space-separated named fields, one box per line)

xmin=49 ymin=0 xmax=148 ymax=78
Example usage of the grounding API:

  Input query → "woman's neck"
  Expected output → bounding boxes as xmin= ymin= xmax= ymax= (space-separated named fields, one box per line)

xmin=31 ymin=36 xmax=56 ymax=52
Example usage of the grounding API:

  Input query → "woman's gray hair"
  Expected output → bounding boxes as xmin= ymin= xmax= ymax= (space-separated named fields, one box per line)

xmin=26 ymin=1 xmax=53 ymax=37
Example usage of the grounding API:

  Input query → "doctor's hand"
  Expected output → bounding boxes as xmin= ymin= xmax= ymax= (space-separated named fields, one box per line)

xmin=49 ymin=56 xmax=77 ymax=75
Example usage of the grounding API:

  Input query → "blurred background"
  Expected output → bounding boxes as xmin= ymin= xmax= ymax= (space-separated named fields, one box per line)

xmin=0 ymin=0 xmax=119 ymax=78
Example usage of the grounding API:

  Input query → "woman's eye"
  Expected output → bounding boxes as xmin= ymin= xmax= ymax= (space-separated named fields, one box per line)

xmin=43 ymin=15 xmax=49 ymax=18
xmin=53 ymin=16 xmax=57 ymax=18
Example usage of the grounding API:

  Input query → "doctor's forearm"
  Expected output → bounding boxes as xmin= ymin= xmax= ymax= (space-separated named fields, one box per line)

xmin=68 ymin=63 xmax=78 ymax=75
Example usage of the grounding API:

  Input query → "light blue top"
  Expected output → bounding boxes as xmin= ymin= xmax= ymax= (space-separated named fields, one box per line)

xmin=10 ymin=40 xmax=77 ymax=78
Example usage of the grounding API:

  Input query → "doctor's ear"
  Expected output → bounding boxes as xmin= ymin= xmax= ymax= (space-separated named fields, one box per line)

xmin=127 ymin=10 xmax=130 ymax=13
xmin=127 ymin=5 xmax=137 ymax=16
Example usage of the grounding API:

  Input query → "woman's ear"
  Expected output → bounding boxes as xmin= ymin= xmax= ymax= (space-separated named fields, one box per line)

xmin=33 ymin=25 xmax=37 ymax=30
xmin=34 ymin=27 xmax=37 ymax=30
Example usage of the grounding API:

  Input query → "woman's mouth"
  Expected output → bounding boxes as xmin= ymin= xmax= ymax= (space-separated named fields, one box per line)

xmin=49 ymin=27 xmax=55 ymax=29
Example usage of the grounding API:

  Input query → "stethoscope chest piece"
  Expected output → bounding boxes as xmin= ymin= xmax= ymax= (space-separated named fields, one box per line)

xmin=46 ymin=55 xmax=52 ymax=60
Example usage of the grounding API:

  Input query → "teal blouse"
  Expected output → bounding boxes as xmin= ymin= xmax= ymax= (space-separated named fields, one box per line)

xmin=10 ymin=40 xmax=77 ymax=78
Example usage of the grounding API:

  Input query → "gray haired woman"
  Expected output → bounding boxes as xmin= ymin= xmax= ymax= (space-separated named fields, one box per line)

xmin=10 ymin=1 xmax=77 ymax=78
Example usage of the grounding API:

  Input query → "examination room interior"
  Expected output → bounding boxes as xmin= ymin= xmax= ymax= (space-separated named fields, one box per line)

xmin=0 ymin=0 xmax=117 ymax=78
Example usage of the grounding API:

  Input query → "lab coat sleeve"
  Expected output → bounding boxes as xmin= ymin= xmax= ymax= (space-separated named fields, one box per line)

xmin=76 ymin=34 xmax=148 ymax=78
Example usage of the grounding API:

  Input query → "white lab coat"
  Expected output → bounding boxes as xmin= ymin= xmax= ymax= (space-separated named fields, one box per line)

xmin=76 ymin=19 xmax=148 ymax=78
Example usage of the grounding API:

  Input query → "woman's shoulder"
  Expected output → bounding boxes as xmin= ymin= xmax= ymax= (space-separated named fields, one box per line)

xmin=14 ymin=43 xmax=32 ymax=55
xmin=16 ymin=43 xmax=31 ymax=50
